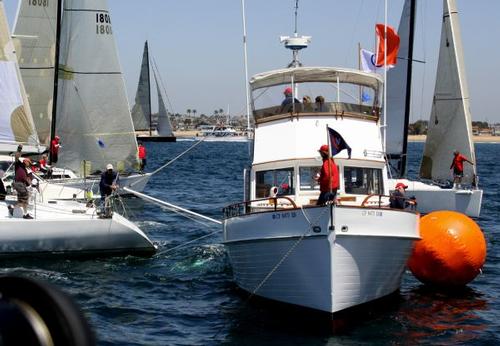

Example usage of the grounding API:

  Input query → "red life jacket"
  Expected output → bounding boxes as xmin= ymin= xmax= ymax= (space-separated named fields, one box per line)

xmin=138 ymin=145 xmax=146 ymax=159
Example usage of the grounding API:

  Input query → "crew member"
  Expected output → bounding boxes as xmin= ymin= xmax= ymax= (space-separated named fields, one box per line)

xmin=50 ymin=135 xmax=61 ymax=165
xmin=315 ymin=144 xmax=339 ymax=205
xmin=450 ymin=150 xmax=474 ymax=187
xmin=99 ymin=163 xmax=119 ymax=209
xmin=138 ymin=142 xmax=146 ymax=172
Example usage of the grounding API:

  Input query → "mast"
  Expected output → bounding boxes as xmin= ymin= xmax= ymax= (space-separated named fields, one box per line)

xmin=146 ymin=40 xmax=152 ymax=136
xmin=240 ymin=0 xmax=251 ymax=132
xmin=400 ymin=0 xmax=416 ymax=177
xmin=49 ymin=0 xmax=62 ymax=158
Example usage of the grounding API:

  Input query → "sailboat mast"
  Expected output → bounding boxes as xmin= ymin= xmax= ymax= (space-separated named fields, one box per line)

xmin=50 ymin=0 xmax=63 ymax=150
xmin=400 ymin=0 xmax=416 ymax=177
xmin=146 ymin=41 xmax=152 ymax=136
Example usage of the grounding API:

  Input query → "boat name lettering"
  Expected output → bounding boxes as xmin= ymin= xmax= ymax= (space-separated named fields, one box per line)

xmin=361 ymin=210 xmax=383 ymax=217
xmin=96 ymin=13 xmax=113 ymax=35
xmin=272 ymin=212 xmax=297 ymax=220
xmin=28 ymin=0 xmax=48 ymax=7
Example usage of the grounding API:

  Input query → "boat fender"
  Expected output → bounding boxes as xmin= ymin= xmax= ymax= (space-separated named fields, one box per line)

xmin=269 ymin=186 xmax=278 ymax=197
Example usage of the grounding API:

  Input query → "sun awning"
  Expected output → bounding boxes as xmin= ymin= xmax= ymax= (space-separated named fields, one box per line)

xmin=250 ymin=66 xmax=383 ymax=91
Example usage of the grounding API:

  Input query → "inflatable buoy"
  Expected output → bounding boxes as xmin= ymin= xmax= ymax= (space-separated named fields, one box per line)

xmin=408 ymin=211 xmax=486 ymax=287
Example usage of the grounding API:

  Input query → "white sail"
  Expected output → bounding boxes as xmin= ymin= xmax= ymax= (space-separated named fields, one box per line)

xmin=386 ymin=0 xmax=414 ymax=177
xmin=56 ymin=0 xmax=138 ymax=174
xmin=131 ymin=41 xmax=150 ymax=131
xmin=12 ymin=0 xmax=58 ymax=145
xmin=0 ymin=0 xmax=39 ymax=146
xmin=154 ymin=72 xmax=174 ymax=137
xmin=419 ymin=0 xmax=475 ymax=183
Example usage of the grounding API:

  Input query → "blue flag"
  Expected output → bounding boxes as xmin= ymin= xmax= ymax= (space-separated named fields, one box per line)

xmin=328 ymin=127 xmax=352 ymax=158
xmin=361 ymin=91 xmax=371 ymax=103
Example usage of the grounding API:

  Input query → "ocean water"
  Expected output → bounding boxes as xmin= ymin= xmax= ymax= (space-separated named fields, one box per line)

xmin=1 ymin=141 xmax=499 ymax=345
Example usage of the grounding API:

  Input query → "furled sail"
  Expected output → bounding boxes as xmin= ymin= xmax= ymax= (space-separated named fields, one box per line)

xmin=386 ymin=0 xmax=415 ymax=178
xmin=419 ymin=0 xmax=476 ymax=184
xmin=56 ymin=0 xmax=138 ymax=174
xmin=12 ymin=0 xmax=58 ymax=145
xmin=131 ymin=41 xmax=150 ymax=131
xmin=154 ymin=72 xmax=174 ymax=137
xmin=0 ymin=0 xmax=39 ymax=146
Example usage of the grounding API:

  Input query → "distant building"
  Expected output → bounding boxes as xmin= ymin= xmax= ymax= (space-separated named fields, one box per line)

xmin=493 ymin=125 xmax=500 ymax=136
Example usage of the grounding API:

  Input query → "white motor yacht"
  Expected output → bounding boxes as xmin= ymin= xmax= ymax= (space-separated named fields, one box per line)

xmin=222 ymin=63 xmax=420 ymax=313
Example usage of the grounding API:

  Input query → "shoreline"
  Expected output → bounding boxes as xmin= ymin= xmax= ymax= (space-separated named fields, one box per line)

xmin=173 ymin=131 xmax=500 ymax=143
xmin=408 ymin=135 xmax=500 ymax=143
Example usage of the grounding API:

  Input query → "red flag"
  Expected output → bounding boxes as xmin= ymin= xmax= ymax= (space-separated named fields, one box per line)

xmin=375 ymin=24 xmax=400 ymax=68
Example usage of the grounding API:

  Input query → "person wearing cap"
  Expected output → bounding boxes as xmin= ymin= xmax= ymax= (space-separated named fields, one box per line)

xmin=50 ymin=135 xmax=61 ymax=165
xmin=138 ymin=142 xmax=146 ymax=173
xmin=315 ymin=144 xmax=339 ymax=206
xmin=8 ymin=157 xmax=34 ymax=219
xmin=389 ymin=182 xmax=415 ymax=209
xmin=99 ymin=163 xmax=119 ymax=206
xmin=450 ymin=150 xmax=474 ymax=188
xmin=279 ymin=86 xmax=300 ymax=113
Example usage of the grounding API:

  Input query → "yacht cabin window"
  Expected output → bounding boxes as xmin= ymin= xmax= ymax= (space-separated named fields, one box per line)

xmin=255 ymin=168 xmax=294 ymax=198
xmin=299 ymin=166 xmax=321 ymax=191
xmin=344 ymin=167 xmax=383 ymax=195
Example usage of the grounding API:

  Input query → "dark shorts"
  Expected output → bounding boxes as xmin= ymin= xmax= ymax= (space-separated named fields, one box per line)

xmin=317 ymin=189 xmax=338 ymax=206
xmin=453 ymin=167 xmax=464 ymax=177
xmin=13 ymin=181 xmax=29 ymax=203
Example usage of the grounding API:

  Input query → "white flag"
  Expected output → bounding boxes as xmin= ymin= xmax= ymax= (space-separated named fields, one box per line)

xmin=360 ymin=49 xmax=379 ymax=73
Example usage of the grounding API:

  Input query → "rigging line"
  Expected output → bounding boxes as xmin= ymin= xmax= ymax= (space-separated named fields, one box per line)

xmin=344 ymin=0 xmax=366 ymax=68
xmin=248 ymin=206 xmax=330 ymax=297
xmin=150 ymin=53 xmax=175 ymax=114
xmin=123 ymin=187 xmax=221 ymax=225
xmin=128 ymin=138 xmax=205 ymax=188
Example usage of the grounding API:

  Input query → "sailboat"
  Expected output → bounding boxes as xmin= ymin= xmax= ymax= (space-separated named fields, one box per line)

xmin=0 ymin=0 xmax=156 ymax=258
xmin=13 ymin=0 xmax=152 ymax=195
xmin=386 ymin=0 xmax=482 ymax=217
xmin=0 ymin=0 xmax=43 ymax=155
xmin=133 ymin=41 xmax=176 ymax=142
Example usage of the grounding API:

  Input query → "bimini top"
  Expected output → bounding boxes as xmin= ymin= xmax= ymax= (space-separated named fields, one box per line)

xmin=250 ymin=66 xmax=383 ymax=91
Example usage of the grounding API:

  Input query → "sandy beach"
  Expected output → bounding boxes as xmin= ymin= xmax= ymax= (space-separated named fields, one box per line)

xmin=409 ymin=135 xmax=500 ymax=143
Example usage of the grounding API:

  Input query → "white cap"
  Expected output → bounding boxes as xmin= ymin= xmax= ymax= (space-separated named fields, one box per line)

xmin=106 ymin=163 xmax=113 ymax=170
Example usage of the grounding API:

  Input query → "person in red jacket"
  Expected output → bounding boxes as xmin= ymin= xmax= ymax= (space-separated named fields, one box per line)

xmin=315 ymin=144 xmax=339 ymax=205
xmin=50 ymin=135 xmax=61 ymax=165
xmin=138 ymin=142 xmax=146 ymax=172
xmin=450 ymin=150 xmax=474 ymax=187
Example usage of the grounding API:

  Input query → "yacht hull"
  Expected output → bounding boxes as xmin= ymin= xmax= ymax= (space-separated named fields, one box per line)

xmin=223 ymin=206 xmax=419 ymax=313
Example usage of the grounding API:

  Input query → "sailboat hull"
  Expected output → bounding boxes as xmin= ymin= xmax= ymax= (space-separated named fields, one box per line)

xmin=0 ymin=201 xmax=156 ymax=258
xmin=136 ymin=135 xmax=176 ymax=142
xmin=388 ymin=179 xmax=483 ymax=217
xmin=223 ymin=206 xmax=419 ymax=313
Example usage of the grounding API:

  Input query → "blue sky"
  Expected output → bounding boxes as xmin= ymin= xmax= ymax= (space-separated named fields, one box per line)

xmin=5 ymin=0 xmax=500 ymax=123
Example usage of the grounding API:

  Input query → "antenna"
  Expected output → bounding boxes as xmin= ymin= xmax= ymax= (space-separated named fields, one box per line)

xmin=280 ymin=0 xmax=311 ymax=68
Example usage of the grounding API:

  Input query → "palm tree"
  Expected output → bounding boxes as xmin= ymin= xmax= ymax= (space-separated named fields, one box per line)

xmin=219 ymin=108 xmax=224 ymax=116
xmin=193 ymin=109 xmax=197 ymax=117
xmin=214 ymin=110 xmax=218 ymax=116
xmin=187 ymin=109 xmax=191 ymax=117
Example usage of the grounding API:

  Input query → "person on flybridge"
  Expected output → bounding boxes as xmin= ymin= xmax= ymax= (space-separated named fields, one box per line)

xmin=279 ymin=87 xmax=300 ymax=113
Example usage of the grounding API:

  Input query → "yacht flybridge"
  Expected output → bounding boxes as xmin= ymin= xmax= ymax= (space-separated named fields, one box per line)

xmin=222 ymin=64 xmax=420 ymax=313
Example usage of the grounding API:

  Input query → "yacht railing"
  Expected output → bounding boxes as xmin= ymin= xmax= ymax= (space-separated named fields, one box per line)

xmin=253 ymin=101 xmax=380 ymax=124
xmin=223 ymin=196 xmax=297 ymax=219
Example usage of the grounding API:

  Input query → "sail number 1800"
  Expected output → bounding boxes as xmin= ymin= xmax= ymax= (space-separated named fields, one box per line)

xmin=96 ymin=12 xmax=113 ymax=35
xmin=28 ymin=0 xmax=49 ymax=6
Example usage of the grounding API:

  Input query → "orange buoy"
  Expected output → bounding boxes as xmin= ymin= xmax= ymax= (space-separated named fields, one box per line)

xmin=408 ymin=211 xmax=486 ymax=287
